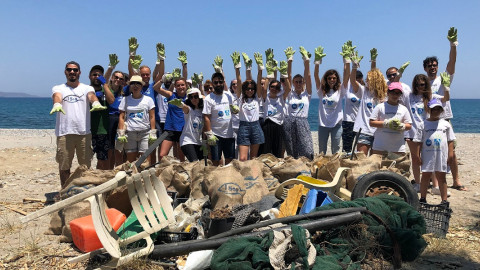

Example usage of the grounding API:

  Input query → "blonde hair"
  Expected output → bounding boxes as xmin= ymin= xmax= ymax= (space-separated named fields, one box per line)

xmin=366 ymin=69 xmax=387 ymax=102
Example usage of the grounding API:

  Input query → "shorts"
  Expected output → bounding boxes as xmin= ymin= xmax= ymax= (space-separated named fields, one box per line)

xmin=237 ymin=120 xmax=265 ymax=145
xmin=56 ymin=134 xmax=93 ymax=170
xmin=357 ymin=133 xmax=374 ymax=146
xmin=210 ymin=136 xmax=235 ymax=161
xmin=92 ymin=134 xmax=110 ymax=160
xmin=125 ymin=130 xmax=149 ymax=153
xmin=164 ymin=130 xmax=182 ymax=142
xmin=181 ymin=144 xmax=204 ymax=162
xmin=155 ymin=121 xmax=165 ymax=136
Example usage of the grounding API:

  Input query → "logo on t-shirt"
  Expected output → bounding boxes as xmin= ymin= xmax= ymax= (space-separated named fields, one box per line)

xmin=350 ymin=97 xmax=358 ymax=103
xmin=63 ymin=94 xmax=83 ymax=103
xmin=425 ymin=139 xmax=432 ymax=147
xmin=367 ymin=102 xmax=373 ymax=109
xmin=218 ymin=111 xmax=224 ymax=117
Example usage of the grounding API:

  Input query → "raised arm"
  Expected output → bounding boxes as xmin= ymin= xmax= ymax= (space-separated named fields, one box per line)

xmin=440 ymin=72 xmax=451 ymax=102
xmin=299 ymin=46 xmax=312 ymax=95
xmin=232 ymin=51 xmax=242 ymax=98
xmin=242 ymin=53 xmax=253 ymax=80
xmin=284 ymin=47 xmax=295 ymax=83
xmin=446 ymin=27 xmax=458 ymax=75
xmin=178 ymin=50 xmax=188 ymax=78
xmin=314 ymin=46 xmax=327 ymax=91
xmin=127 ymin=37 xmax=139 ymax=77
xmin=105 ymin=54 xmax=119 ymax=82
xmin=153 ymin=79 xmax=173 ymax=98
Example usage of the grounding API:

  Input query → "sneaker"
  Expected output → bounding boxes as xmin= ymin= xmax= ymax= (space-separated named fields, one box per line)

xmin=413 ymin=183 xmax=421 ymax=193
xmin=431 ymin=187 xmax=451 ymax=197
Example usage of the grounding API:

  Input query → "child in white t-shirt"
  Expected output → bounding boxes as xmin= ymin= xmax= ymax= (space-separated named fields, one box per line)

xmin=369 ymin=82 xmax=412 ymax=154
xmin=413 ymin=98 xmax=455 ymax=204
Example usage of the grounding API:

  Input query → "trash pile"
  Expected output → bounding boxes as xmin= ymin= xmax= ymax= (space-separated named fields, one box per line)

xmin=21 ymin=152 xmax=427 ymax=269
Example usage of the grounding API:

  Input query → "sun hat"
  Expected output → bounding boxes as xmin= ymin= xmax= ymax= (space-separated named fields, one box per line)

xmin=427 ymin=98 xmax=443 ymax=109
xmin=187 ymin=88 xmax=201 ymax=97
xmin=128 ymin=75 xmax=145 ymax=86
xmin=388 ymin=82 xmax=403 ymax=91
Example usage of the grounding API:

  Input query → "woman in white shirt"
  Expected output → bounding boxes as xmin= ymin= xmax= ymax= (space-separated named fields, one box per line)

xmin=179 ymin=88 xmax=204 ymax=162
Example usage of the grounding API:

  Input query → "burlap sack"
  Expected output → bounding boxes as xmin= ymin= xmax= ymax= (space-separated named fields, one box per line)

xmin=46 ymin=165 xmax=116 ymax=242
xmin=231 ymin=160 xmax=269 ymax=204
xmin=171 ymin=160 xmax=207 ymax=197
xmin=340 ymin=153 xmax=383 ymax=191
xmin=381 ymin=152 xmax=411 ymax=178
xmin=311 ymin=153 xmax=341 ymax=181
xmin=256 ymin=153 xmax=281 ymax=169
xmin=270 ymin=156 xmax=311 ymax=183
xmin=203 ymin=165 xmax=245 ymax=209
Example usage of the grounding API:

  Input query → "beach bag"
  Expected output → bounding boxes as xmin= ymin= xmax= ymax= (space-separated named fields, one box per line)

xmin=203 ymin=165 xmax=245 ymax=210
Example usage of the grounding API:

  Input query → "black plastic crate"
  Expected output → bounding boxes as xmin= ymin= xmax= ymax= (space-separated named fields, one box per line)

xmin=418 ymin=202 xmax=452 ymax=238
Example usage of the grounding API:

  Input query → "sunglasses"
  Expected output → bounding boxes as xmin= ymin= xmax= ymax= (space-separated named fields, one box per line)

xmin=390 ymin=90 xmax=402 ymax=95
xmin=114 ymin=75 xmax=125 ymax=81
xmin=270 ymin=85 xmax=281 ymax=90
xmin=293 ymin=80 xmax=303 ymax=84
xmin=189 ymin=95 xmax=200 ymax=99
xmin=213 ymin=80 xmax=224 ymax=85
xmin=130 ymin=82 xmax=142 ymax=86
xmin=246 ymin=88 xmax=255 ymax=91
xmin=91 ymin=73 xmax=102 ymax=77
xmin=418 ymin=83 xmax=426 ymax=87
xmin=387 ymin=73 xmax=397 ymax=78
xmin=427 ymin=64 xmax=438 ymax=68
xmin=66 ymin=68 xmax=79 ymax=72
xmin=205 ymin=86 xmax=213 ymax=90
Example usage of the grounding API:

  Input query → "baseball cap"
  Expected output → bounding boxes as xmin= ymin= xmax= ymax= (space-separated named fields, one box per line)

xmin=128 ymin=75 xmax=145 ymax=86
xmin=427 ymin=98 xmax=443 ymax=109
xmin=388 ymin=82 xmax=403 ymax=91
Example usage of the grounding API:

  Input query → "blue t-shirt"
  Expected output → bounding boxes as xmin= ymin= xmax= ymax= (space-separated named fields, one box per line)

xmin=108 ymin=90 xmax=124 ymax=115
xmin=165 ymin=92 xmax=186 ymax=131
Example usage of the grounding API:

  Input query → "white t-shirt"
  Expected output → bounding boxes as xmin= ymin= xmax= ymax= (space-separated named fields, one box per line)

xmin=370 ymin=102 xmax=412 ymax=152
xmin=156 ymin=93 xmax=169 ymax=123
xmin=119 ymin=95 xmax=155 ymax=131
xmin=317 ymin=87 xmax=344 ymax=127
xmin=203 ymin=92 xmax=234 ymax=138
xmin=264 ymin=95 xmax=286 ymax=125
xmin=180 ymin=108 xmax=203 ymax=146
xmin=404 ymin=93 xmax=426 ymax=139
xmin=413 ymin=119 xmax=456 ymax=172
xmin=227 ymin=91 xmax=240 ymax=129
xmin=239 ymin=96 xmax=261 ymax=122
xmin=353 ymin=85 xmax=381 ymax=136
xmin=343 ymin=83 xmax=362 ymax=122
xmin=52 ymin=83 xmax=95 ymax=137
xmin=430 ymin=73 xmax=454 ymax=119
xmin=285 ymin=90 xmax=311 ymax=118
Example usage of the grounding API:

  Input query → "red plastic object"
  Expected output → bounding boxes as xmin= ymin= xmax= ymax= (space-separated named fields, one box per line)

xmin=70 ymin=208 xmax=126 ymax=253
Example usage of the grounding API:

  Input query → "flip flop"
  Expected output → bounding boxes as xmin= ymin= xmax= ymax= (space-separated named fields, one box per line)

xmin=450 ymin=185 xmax=467 ymax=191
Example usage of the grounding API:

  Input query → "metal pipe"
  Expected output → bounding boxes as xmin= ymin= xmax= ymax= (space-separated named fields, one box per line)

xmin=149 ymin=211 xmax=363 ymax=259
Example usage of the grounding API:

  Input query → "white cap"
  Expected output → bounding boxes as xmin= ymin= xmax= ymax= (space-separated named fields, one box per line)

xmin=187 ymin=88 xmax=201 ymax=96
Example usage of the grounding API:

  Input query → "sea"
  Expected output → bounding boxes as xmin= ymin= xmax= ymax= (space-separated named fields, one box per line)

xmin=0 ymin=97 xmax=478 ymax=133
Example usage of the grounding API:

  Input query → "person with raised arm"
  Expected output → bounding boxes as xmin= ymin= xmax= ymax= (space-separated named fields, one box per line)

xmin=283 ymin=46 xmax=314 ymax=159
xmin=232 ymin=51 xmax=264 ymax=161
xmin=350 ymin=49 xmax=389 ymax=155
xmin=314 ymin=43 xmax=350 ymax=155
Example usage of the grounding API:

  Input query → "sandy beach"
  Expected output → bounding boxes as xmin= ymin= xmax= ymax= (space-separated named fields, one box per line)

xmin=0 ymin=129 xmax=479 ymax=268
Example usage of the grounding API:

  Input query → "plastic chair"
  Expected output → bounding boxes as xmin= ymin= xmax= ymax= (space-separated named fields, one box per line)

xmin=275 ymin=167 xmax=351 ymax=201
xmin=68 ymin=168 xmax=174 ymax=269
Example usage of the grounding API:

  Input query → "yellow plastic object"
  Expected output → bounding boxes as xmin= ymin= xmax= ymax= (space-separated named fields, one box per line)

xmin=278 ymin=184 xmax=309 ymax=218
xmin=297 ymin=175 xmax=329 ymax=185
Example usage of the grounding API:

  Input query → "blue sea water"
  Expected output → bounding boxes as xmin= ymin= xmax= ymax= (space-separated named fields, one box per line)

xmin=0 ymin=97 xmax=478 ymax=133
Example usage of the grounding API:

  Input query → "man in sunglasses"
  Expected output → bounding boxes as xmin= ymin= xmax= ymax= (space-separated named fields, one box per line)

xmin=50 ymin=61 xmax=106 ymax=188
xmin=203 ymin=72 xmax=236 ymax=166
xmin=422 ymin=27 xmax=465 ymax=191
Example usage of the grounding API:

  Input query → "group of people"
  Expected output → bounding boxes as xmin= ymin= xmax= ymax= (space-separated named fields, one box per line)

xmin=50 ymin=27 xmax=465 ymax=204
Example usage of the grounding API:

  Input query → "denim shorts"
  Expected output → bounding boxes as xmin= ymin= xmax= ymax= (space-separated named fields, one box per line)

xmin=237 ymin=120 xmax=265 ymax=146
xmin=210 ymin=136 xmax=235 ymax=161
xmin=357 ymin=133 xmax=374 ymax=146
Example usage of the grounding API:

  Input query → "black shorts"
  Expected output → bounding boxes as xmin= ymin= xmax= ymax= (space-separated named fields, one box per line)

xmin=92 ymin=134 xmax=110 ymax=160
xmin=108 ymin=114 xmax=119 ymax=149
xmin=181 ymin=144 xmax=204 ymax=162
xmin=164 ymin=130 xmax=182 ymax=142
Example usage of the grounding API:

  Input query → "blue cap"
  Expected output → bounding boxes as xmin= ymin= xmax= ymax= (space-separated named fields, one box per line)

xmin=427 ymin=98 xmax=443 ymax=109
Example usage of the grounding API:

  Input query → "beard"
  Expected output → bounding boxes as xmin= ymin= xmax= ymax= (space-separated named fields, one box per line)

xmin=68 ymin=77 xmax=77 ymax=82
xmin=214 ymin=85 xmax=223 ymax=94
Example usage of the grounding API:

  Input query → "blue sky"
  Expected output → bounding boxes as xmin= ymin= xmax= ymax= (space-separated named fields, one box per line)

xmin=1 ymin=0 xmax=479 ymax=98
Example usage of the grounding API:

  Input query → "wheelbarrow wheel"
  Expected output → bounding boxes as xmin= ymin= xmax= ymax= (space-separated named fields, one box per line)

xmin=351 ymin=170 xmax=419 ymax=209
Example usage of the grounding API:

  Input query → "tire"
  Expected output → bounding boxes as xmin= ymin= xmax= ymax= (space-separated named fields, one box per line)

xmin=351 ymin=170 xmax=419 ymax=209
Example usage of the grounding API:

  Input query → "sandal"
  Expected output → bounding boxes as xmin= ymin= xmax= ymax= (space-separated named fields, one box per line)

xmin=450 ymin=185 xmax=467 ymax=191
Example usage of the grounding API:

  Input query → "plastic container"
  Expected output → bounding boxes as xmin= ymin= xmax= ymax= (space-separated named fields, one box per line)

xmin=70 ymin=208 xmax=126 ymax=252
xmin=299 ymin=189 xmax=333 ymax=214
xmin=156 ymin=228 xmax=198 ymax=244
xmin=207 ymin=217 xmax=235 ymax=238
xmin=417 ymin=202 xmax=452 ymax=238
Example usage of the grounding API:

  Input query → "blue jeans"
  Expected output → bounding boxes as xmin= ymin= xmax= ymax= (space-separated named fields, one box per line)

xmin=318 ymin=123 xmax=342 ymax=154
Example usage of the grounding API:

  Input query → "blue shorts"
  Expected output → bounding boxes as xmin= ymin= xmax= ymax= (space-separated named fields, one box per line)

xmin=237 ymin=120 xmax=265 ymax=146
xmin=357 ymin=133 xmax=374 ymax=146
xmin=210 ymin=136 xmax=235 ymax=161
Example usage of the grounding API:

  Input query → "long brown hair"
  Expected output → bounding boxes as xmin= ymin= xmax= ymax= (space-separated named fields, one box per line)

xmin=320 ymin=69 xmax=341 ymax=95
xmin=412 ymin=74 xmax=432 ymax=111
xmin=241 ymin=80 xmax=257 ymax=103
